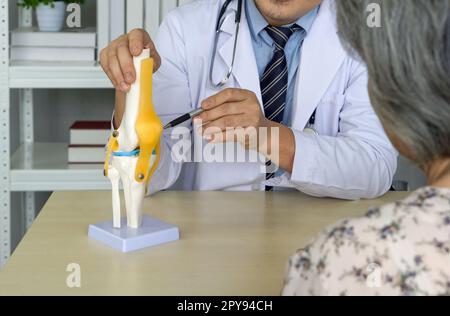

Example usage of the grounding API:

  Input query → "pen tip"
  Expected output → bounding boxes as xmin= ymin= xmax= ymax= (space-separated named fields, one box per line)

xmin=163 ymin=124 xmax=171 ymax=130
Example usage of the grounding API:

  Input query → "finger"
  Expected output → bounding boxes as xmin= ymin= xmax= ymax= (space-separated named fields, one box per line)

xmin=202 ymin=115 xmax=254 ymax=134
xmin=100 ymin=49 xmax=118 ymax=88
xmin=117 ymin=42 xmax=136 ymax=84
xmin=128 ymin=29 xmax=150 ymax=56
xmin=197 ymin=101 xmax=245 ymax=123
xmin=209 ymin=128 xmax=241 ymax=144
xmin=142 ymin=31 xmax=152 ymax=48
xmin=210 ymin=127 xmax=259 ymax=149
xmin=201 ymin=89 xmax=249 ymax=110
xmin=147 ymin=39 xmax=162 ymax=72
xmin=108 ymin=51 xmax=129 ymax=92
xmin=128 ymin=29 xmax=161 ymax=72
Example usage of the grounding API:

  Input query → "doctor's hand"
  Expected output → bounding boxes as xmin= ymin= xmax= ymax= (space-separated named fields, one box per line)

xmin=196 ymin=88 xmax=296 ymax=173
xmin=197 ymin=88 xmax=268 ymax=148
xmin=100 ymin=29 xmax=161 ymax=128
xmin=100 ymin=29 xmax=161 ymax=93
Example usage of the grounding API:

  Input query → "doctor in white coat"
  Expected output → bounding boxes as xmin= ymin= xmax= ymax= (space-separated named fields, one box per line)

xmin=100 ymin=0 xmax=397 ymax=200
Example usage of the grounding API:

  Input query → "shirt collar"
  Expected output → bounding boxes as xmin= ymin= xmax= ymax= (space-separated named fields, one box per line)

xmin=246 ymin=0 xmax=319 ymax=39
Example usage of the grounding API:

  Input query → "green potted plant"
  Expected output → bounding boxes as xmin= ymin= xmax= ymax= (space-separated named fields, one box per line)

xmin=18 ymin=0 xmax=85 ymax=32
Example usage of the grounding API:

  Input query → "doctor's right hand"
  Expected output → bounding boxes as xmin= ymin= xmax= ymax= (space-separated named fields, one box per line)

xmin=100 ymin=29 xmax=161 ymax=93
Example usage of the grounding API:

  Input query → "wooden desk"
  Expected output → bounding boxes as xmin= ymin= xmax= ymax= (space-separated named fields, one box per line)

xmin=0 ymin=191 xmax=407 ymax=296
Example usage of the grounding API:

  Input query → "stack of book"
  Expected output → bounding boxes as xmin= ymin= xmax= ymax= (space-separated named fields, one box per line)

xmin=10 ymin=27 xmax=96 ymax=62
xmin=68 ymin=121 xmax=111 ymax=165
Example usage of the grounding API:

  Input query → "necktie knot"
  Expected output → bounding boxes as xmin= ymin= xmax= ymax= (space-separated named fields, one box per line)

xmin=265 ymin=24 xmax=303 ymax=50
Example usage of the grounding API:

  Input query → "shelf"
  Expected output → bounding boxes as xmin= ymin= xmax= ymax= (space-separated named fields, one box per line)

xmin=9 ymin=61 xmax=113 ymax=89
xmin=10 ymin=142 xmax=111 ymax=192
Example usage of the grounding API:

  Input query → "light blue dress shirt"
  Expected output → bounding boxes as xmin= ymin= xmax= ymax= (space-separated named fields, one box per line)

xmin=245 ymin=0 xmax=318 ymax=126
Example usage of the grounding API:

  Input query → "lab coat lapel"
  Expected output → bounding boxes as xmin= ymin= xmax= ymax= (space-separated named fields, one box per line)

xmin=292 ymin=0 xmax=347 ymax=129
xmin=217 ymin=1 xmax=262 ymax=105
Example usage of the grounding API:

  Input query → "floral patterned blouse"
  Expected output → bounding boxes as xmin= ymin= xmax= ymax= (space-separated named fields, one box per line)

xmin=282 ymin=187 xmax=450 ymax=296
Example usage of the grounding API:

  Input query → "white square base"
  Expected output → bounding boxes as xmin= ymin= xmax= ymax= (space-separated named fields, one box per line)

xmin=88 ymin=216 xmax=180 ymax=253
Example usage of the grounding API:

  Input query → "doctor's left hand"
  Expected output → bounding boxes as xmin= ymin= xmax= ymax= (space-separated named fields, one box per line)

xmin=195 ymin=88 xmax=296 ymax=173
xmin=196 ymin=88 xmax=269 ymax=150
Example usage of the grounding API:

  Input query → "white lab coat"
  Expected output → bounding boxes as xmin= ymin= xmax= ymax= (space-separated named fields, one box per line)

xmin=142 ymin=0 xmax=397 ymax=200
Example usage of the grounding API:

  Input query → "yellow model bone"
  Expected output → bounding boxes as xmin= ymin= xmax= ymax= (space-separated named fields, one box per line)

xmin=135 ymin=58 xmax=163 ymax=184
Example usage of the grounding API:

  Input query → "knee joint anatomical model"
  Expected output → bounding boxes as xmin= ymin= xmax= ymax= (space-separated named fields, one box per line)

xmin=103 ymin=49 xmax=163 ymax=229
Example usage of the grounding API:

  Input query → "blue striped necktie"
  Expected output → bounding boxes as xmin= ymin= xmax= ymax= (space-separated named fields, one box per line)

xmin=262 ymin=24 xmax=302 ymax=191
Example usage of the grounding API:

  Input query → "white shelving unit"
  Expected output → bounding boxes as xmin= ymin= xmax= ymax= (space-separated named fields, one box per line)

xmin=9 ymin=61 xmax=111 ymax=88
xmin=10 ymin=142 xmax=110 ymax=192
xmin=0 ymin=0 xmax=191 ymax=269
xmin=1 ymin=0 xmax=11 ymax=268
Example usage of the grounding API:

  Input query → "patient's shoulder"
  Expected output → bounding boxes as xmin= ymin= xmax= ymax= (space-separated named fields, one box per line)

xmin=283 ymin=187 xmax=450 ymax=296
xmin=340 ymin=187 xmax=450 ymax=241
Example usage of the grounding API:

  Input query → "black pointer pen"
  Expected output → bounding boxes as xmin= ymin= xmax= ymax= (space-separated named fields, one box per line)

xmin=163 ymin=108 xmax=204 ymax=129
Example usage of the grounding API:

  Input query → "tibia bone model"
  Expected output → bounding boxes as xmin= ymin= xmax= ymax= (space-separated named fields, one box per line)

xmin=104 ymin=49 xmax=163 ymax=229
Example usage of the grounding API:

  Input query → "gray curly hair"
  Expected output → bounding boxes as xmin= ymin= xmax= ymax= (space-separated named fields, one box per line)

xmin=334 ymin=0 xmax=450 ymax=166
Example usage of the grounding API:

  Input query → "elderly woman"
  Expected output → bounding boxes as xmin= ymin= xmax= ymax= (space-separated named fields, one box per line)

xmin=282 ymin=0 xmax=450 ymax=296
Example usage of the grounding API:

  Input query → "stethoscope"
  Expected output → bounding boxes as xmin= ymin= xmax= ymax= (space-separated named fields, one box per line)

xmin=209 ymin=0 xmax=243 ymax=88
xmin=208 ymin=0 xmax=318 ymax=135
